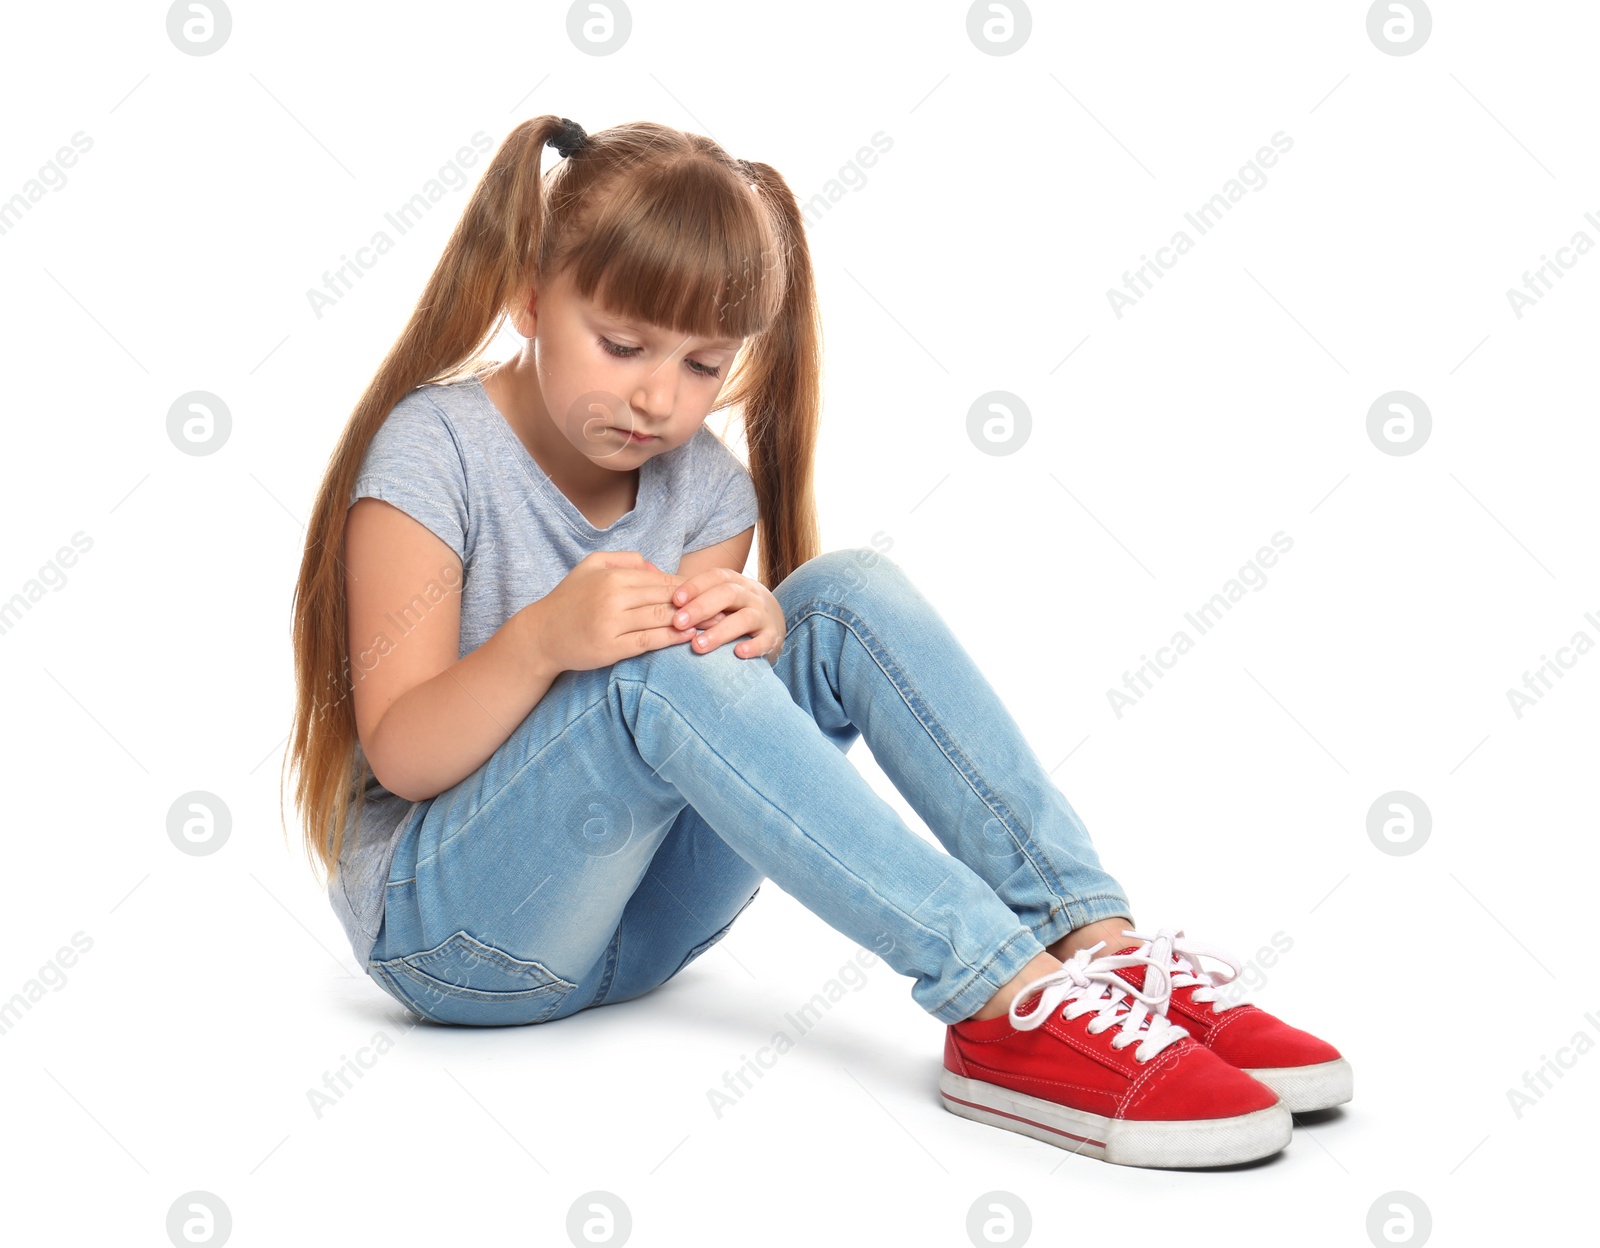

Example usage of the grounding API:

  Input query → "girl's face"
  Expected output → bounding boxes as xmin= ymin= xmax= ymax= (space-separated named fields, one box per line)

xmin=526 ymin=267 xmax=744 ymax=470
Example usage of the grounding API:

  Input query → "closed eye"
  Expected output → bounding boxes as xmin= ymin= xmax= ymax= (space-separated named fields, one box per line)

xmin=598 ymin=336 xmax=722 ymax=379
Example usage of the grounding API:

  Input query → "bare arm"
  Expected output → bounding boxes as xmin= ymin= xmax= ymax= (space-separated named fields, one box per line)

xmin=346 ymin=497 xmax=558 ymax=803
xmin=675 ymin=524 xmax=755 ymax=582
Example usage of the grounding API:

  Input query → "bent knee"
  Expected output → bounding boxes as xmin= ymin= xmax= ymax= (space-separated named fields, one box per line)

xmin=775 ymin=546 xmax=905 ymax=613
xmin=609 ymin=634 xmax=773 ymax=704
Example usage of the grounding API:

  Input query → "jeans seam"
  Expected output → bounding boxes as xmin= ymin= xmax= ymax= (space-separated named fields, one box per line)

xmin=928 ymin=924 xmax=1042 ymax=1018
xmin=784 ymin=598 xmax=1075 ymax=917
xmin=1032 ymin=893 xmax=1134 ymax=946
xmin=370 ymin=961 xmax=449 ymax=1025
xmin=592 ymin=925 xmax=624 ymax=1006
xmin=616 ymin=675 xmax=1000 ymax=994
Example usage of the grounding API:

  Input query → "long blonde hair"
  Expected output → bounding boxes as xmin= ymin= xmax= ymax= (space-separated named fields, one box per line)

xmin=283 ymin=115 xmax=823 ymax=879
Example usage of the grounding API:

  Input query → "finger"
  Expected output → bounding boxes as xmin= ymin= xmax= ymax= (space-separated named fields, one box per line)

xmin=670 ymin=567 xmax=735 ymax=609
xmin=628 ymin=622 xmax=701 ymax=652
xmin=623 ymin=597 xmax=698 ymax=636
xmin=729 ymin=618 xmax=778 ymax=659
xmin=687 ymin=607 xmax=761 ymax=655
xmin=652 ymin=610 xmax=729 ymax=647
xmin=615 ymin=575 xmax=694 ymax=611
xmin=636 ymin=608 xmax=736 ymax=652
xmin=671 ymin=582 xmax=750 ymax=630
xmin=669 ymin=576 xmax=706 ymax=609
xmin=731 ymin=629 xmax=773 ymax=660
xmin=620 ymin=609 xmax=735 ymax=656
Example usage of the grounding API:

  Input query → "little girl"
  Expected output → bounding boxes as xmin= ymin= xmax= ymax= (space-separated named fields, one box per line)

xmin=286 ymin=115 xmax=1350 ymax=1171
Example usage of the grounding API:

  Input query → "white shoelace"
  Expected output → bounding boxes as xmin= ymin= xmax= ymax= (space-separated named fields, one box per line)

xmin=1007 ymin=942 xmax=1190 ymax=1063
xmin=1118 ymin=927 xmax=1251 ymax=1015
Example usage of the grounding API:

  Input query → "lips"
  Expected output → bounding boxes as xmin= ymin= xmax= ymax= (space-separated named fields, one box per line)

xmin=615 ymin=428 xmax=656 ymax=443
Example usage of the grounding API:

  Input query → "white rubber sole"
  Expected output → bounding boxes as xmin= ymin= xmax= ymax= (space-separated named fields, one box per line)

xmin=938 ymin=1070 xmax=1293 ymax=1169
xmin=1240 ymin=1058 xmax=1353 ymax=1113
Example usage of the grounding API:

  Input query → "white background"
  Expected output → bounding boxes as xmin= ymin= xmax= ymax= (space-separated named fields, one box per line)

xmin=0 ymin=1 xmax=1593 ymax=1244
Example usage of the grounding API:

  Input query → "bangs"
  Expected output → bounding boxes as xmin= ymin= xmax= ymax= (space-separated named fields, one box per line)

xmin=557 ymin=157 xmax=784 ymax=344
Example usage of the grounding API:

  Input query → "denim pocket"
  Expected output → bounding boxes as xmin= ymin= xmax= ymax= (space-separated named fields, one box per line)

xmin=669 ymin=884 xmax=763 ymax=979
xmin=373 ymin=930 xmax=579 ymax=1026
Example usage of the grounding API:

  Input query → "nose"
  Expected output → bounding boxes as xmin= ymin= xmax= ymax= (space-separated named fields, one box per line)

xmin=630 ymin=352 xmax=682 ymax=422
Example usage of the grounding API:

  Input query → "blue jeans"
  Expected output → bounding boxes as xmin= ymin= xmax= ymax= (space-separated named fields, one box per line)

xmin=366 ymin=547 xmax=1132 ymax=1027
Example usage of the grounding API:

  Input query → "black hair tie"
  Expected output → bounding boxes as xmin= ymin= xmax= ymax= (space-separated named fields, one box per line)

xmin=549 ymin=117 xmax=588 ymax=159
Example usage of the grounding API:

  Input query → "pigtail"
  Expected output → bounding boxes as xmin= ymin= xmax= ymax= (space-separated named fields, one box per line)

xmin=283 ymin=116 xmax=569 ymax=877
xmin=717 ymin=161 xmax=824 ymax=592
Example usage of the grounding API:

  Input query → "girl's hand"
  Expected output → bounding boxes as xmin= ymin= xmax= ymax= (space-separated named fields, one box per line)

xmin=533 ymin=551 xmax=700 ymax=673
xmin=671 ymin=568 xmax=786 ymax=661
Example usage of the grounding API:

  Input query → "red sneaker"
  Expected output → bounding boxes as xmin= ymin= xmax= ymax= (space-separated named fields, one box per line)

xmin=1110 ymin=928 xmax=1352 ymax=1113
xmin=940 ymin=944 xmax=1291 ymax=1168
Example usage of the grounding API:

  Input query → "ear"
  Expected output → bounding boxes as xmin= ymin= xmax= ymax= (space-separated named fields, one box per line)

xmin=505 ymin=277 xmax=539 ymax=338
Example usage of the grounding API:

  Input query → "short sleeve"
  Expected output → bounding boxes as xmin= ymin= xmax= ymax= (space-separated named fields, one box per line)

xmin=684 ymin=427 xmax=759 ymax=552
xmin=348 ymin=393 xmax=469 ymax=560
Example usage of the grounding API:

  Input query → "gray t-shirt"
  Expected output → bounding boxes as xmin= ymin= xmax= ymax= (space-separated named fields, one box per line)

xmin=328 ymin=371 xmax=760 ymax=969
